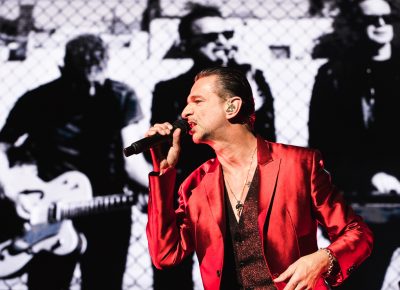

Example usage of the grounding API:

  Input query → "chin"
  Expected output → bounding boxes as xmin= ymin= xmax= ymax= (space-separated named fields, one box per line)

xmin=192 ymin=136 xmax=202 ymax=144
xmin=191 ymin=133 xmax=205 ymax=144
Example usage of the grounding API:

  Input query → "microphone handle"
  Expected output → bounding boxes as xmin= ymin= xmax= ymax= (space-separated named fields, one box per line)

xmin=123 ymin=119 xmax=189 ymax=157
xmin=123 ymin=133 xmax=170 ymax=157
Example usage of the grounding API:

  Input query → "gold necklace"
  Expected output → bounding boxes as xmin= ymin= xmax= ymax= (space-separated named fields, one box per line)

xmin=224 ymin=146 xmax=257 ymax=218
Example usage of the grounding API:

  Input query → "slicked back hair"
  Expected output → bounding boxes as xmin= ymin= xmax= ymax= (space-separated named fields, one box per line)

xmin=195 ymin=67 xmax=255 ymax=130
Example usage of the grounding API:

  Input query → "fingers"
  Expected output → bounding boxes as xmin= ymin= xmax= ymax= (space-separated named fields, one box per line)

xmin=274 ymin=253 xmax=326 ymax=290
xmin=273 ymin=263 xmax=305 ymax=290
xmin=273 ymin=265 xmax=294 ymax=283
xmin=147 ymin=122 xmax=182 ymax=173
xmin=145 ymin=122 xmax=174 ymax=138
xmin=172 ymin=128 xmax=181 ymax=148
xmin=147 ymin=123 xmax=173 ymax=172
xmin=274 ymin=265 xmax=297 ymax=290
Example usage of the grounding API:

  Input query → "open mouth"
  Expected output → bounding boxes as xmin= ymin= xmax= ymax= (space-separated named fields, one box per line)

xmin=188 ymin=120 xmax=197 ymax=134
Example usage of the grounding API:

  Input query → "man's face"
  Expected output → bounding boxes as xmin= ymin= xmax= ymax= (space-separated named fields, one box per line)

xmin=82 ymin=55 xmax=107 ymax=85
xmin=187 ymin=17 xmax=236 ymax=66
xmin=359 ymin=0 xmax=394 ymax=46
xmin=70 ymin=49 xmax=107 ymax=85
xmin=181 ymin=75 xmax=229 ymax=144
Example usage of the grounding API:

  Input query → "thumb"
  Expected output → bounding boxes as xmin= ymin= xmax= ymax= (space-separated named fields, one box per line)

xmin=164 ymin=128 xmax=181 ymax=169
xmin=171 ymin=128 xmax=181 ymax=149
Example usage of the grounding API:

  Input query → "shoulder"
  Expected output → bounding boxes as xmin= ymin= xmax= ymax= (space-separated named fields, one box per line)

xmin=317 ymin=56 xmax=366 ymax=78
xmin=105 ymin=79 xmax=136 ymax=96
xmin=104 ymin=79 xmax=141 ymax=109
xmin=181 ymin=158 xmax=218 ymax=188
xmin=154 ymin=70 xmax=196 ymax=92
xmin=316 ymin=60 xmax=339 ymax=76
xmin=16 ymin=78 xmax=61 ymax=105
xmin=268 ymin=142 xmax=319 ymax=162
xmin=27 ymin=78 xmax=61 ymax=94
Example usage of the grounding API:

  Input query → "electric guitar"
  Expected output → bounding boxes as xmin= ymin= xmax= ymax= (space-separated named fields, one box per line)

xmin=0 ymin=170 xmax=135 ymax=278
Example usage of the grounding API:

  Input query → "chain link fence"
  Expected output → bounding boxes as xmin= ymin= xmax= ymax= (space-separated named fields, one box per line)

xmin=0 ymin=0 xmax=399 ymax=289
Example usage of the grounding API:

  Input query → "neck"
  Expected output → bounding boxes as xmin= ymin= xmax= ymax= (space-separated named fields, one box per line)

xmin=214 ymin=128 xmax=258 ymax=172
xmin=371 ymin=43 xmax=391 ymax=61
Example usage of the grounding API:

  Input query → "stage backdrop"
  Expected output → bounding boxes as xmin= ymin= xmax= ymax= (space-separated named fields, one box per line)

xmin=0 ymin=1 xmax=398 ymax=289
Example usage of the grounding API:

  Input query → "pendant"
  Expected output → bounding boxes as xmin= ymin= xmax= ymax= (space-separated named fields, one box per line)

xmin=235 ymin=201 xmax=243 ymax=216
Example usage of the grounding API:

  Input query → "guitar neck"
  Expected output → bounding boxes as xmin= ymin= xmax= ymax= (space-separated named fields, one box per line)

xmin=48 ymin=194 xmax=135 ymax=222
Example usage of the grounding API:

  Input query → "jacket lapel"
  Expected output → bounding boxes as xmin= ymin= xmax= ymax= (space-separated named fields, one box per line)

xmin=256 ymin=137 xmax=281 ymax=237
xmin=194 ymin=138 xmax=280 ymax=240
xmin=200 ymin=160 xmax=225 ymax=237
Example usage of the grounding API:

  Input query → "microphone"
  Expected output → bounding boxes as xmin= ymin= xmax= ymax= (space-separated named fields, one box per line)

xmin=123 ymin=119 xmax=189 ymax=157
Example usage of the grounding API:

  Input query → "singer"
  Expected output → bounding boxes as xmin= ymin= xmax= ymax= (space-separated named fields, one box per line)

xmin=150 ymin=6 xmax=277 ymax=287
xmin=145 ymin=67 xmax=373 ymax=290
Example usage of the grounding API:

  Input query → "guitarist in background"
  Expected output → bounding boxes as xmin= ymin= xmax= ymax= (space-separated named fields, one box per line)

xmin=0 ymin=33 xmax=150 ymax=290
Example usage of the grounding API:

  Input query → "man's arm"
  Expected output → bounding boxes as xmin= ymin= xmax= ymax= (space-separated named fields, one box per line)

xmin=311 ymin=150 xmax=373 ymax=285
xmin=274 ymin=150 xmax=373 ymax=289
xmin=145 ymin=123 xmax=194 ymax=268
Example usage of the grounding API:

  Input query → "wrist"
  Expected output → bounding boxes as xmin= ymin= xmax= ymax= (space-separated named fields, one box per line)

xmin=320 ymin=248 xmax=337 ymax=278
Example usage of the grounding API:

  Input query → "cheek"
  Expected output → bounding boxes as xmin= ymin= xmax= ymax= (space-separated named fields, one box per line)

xmin=366 ymin=26 xmax=375 ymax=39
xmin=366 ymin=25 xmax=394 ymax=41
xmin=386 ymin=26 xmax=394 ymax=39
xmin=199 ymin=44 xmax=216 ymax=59
xmin=198 ymin=107 xmax=222 ymax=124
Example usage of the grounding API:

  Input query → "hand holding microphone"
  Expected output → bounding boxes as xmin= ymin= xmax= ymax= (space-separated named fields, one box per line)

xmin=123 ymin=120 xmax=189 ymax=173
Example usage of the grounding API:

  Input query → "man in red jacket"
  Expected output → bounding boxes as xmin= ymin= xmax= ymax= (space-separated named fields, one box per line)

xmin=145 ymin=67 xmax=373 ymax=290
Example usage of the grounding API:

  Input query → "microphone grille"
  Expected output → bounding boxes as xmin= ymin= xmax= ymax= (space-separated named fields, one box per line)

xmin=173 ymin=119 xmax=189 ymax=134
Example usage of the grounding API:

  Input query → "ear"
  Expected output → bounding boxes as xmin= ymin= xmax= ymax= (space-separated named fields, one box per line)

xmin=225 ymin=97 xmax=242 ymax=119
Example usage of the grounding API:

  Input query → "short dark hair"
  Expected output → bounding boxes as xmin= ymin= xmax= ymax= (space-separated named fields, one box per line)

xmin=195 ymin=67 xmax=255 ymax=129
xmin=178 ymin=3 xmax=222 ymax=40
xmin=63 ymin=33 xmax=109 ymax=74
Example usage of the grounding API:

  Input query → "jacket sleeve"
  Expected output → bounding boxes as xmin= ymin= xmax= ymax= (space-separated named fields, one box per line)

xmin=310 ymin=150 xmax=374 ymax=286
xmin=146 ymin=168 xmax=195 ymax=269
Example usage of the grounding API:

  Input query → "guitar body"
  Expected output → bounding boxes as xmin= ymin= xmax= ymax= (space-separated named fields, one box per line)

xmin=0 ymin=220 xmax=84 ymax=278
xmin=15 ymin=171 xmax=93 ymax=224
xmin=0 ymin=170 xmax=92 ymax=278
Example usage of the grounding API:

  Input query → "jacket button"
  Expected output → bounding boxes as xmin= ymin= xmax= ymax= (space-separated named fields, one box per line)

xmin=216 ymin=270 xmax=221 ymax=277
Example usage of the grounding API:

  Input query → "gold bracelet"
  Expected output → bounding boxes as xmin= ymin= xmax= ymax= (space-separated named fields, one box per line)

xmin=321 ymin=248 xmax=335 ymax=277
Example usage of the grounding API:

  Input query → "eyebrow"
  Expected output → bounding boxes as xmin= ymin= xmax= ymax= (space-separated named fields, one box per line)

xmin=187 ymin=95 xmax=203 ymax=103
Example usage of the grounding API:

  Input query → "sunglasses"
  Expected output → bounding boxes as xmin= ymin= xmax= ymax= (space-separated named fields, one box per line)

xmin=361 ymin=14 xmax=397 ymax=26
xmin=191 ymin=31 xmax=235 ymax=43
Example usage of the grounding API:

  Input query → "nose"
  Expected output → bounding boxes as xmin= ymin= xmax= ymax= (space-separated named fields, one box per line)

xmin=217 ymin=33 xmax=230 ymax=44
xmin=377 ymin=16 xmax=387 ymax=26
xmin=181 ymin=103 xmax=192 ymax=119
